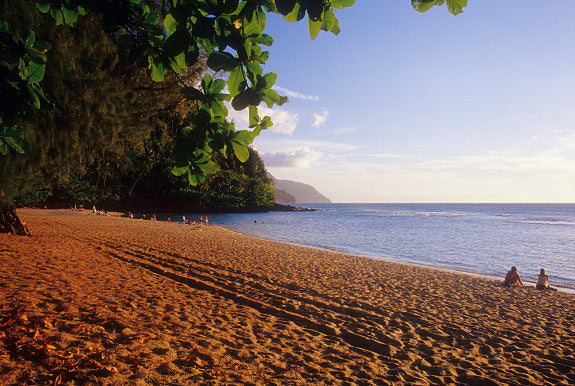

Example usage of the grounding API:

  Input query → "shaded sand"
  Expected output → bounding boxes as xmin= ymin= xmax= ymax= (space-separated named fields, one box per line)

xmin=1 ymin=209 xmax=574 ymax=385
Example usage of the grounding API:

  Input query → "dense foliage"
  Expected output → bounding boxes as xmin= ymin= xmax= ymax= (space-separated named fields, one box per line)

xmin=0 ymin=0 xmax=466 ymax=233
xmin=15 ymin=146 xmax=275 ymax=211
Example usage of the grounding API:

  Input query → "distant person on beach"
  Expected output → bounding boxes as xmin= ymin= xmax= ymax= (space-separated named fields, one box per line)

xmin=502 ymin=266 xmax=523 ymax=287
xmin=535 ymin=268 xmax=557 ymax=291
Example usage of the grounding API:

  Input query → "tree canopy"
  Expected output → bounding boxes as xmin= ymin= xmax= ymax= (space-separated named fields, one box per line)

xmin=0 ymin=0 xmax=466 ymax=233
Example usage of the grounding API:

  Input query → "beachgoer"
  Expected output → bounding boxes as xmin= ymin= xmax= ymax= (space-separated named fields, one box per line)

xmin=205 ymin=216 xmax=209 ymax=226
xmin=502 ymin=266 xmax=523 ymax=287
xmin=535 ymin=268 xmax=557 ymax=290
xmin=92 ymin=205 xmax=97 ymax=215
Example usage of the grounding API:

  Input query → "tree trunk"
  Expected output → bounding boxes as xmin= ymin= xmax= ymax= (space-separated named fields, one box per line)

xmin=0 ymin=207 xmax=31 ymax=236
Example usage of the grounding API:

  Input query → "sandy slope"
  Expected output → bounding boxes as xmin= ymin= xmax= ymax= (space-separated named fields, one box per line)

xmin=1 ymin=209 xmax=574 ymax=385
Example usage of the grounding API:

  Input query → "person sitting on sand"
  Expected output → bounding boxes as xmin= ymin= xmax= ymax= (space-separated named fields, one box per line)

xmin=502 ymin=266 xmax=523 ymax=287
xmin=535 ymin=268 xmax=557 ymax=290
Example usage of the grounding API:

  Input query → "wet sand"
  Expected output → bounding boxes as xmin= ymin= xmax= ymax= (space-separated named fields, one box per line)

xmin=1 ymin=209 xmax=574 ymax=384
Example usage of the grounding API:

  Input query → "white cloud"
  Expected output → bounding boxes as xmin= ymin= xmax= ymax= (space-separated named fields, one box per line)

xmin=226 ymin=104 xmax=298 ymax=135
xmin=253 ymin=137 xmax=360 ymax=154
xmin=259 ymin=106 xmax=298 ymax=135
xmin=263 ymin=148 xmax=324 ymax=168
xmin=312 ymin=110 xmax=329 ymax=128
xmin=273 ymin=86 xmax=319 ymax=101
xmin=226 ymin=106 xmax=249 ymax=126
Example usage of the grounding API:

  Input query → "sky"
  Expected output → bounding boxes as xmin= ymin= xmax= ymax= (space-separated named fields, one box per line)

xmin=228 ymin=1 xmax=575 ymax=203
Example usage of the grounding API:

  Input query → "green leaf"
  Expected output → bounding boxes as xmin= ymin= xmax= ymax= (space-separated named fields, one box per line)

xmin=209 ymin=100 xmax=228 ymax=117
xmin=36 ymin=2 xmax=50 ymax=13
xmin=34 ymin=40 xmax=52 ymax=52
xmin=201 ymin=73 xmax=213 ymax=94
xmin=246 ymin=62 xmax=263 ymax=78
xmin=61 ymin=6 xmax=78 ymax=25
xmin=3 ymin=136 xmax=25 ymax=153
xmin=411 ymin=0 xmax=436 ymax=13
xmin=245 ymin=7 xmax=267 ymax=35
xmin=252 ymin=34 xmax=274 ymax=47
xmin=284 ymin=2 xmax=306 ymax=22
xmin=188 ymin=170 xmax=204 ymax=185
xmin=26 ymin=85 xmax=41 ymax=108
xmin=308 ymin=17 xmax=322 ymax=40
xmin=181 ymin=86 xmax=205 ymax=101
xmin=26 ymin=60 xmax=45 ymax=84
xmin=50 ymin=8 xmax=63 ymax=25
xmin=211 ymin=78 xmax=226 ymax=94
xmin=149 ymin=57 xmax=166 ymax=81
xmin=172 ymin=165 xmax=189 ymax=176
xmin=0 ymin=21 xmax=8 ymax=32
xmin=261 ymin=88 xmax=282 ymax=108
xmin=321 ymin=8 xmax=339 ymax=35
xmin=170 ymin=51 xmax=187 ymax=73
xmin=262 ymin=72 xmax=277 ymax=89
xmin=0 ymin=141 xmax=7 ymax=156
xmin=207 ymin=52 xmax=238 ymax=72
xmin=164 ymin=13 xmax=178 ymax=36
xmin=25 ymin=31 xmax=35 ymax=49
xmin=232 ymin=88 xmax=260 ymax=110
xmin=330 ymin=0 xmax=356 ymax=9
xmin=412 ymin=0 xmax=465 ymax=14
xmin=198 ymin=159 xmax=220 ymax=174
xmin=261 ymin=115 xmax=273 ymax=129
xmin=233 ymin=130 xmax=255 ymax=145
xmin=228 ymin=65 xmax=246 ymax=97
xmin=232 ymin=141 xmax=249 ymax=162
xmin=275 ymin=0 xmax=296 ymax=15
xmin=249 ymin=105 xmax=259 ymax=127
xmin=447 ymin=0 xmax=467 ymax=15
xmin=164 ymin=28 xmax=189 ymax=57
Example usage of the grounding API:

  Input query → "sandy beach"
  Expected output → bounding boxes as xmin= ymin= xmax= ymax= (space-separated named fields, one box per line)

xmin=1 ymin=209 xmax=574 ymax=385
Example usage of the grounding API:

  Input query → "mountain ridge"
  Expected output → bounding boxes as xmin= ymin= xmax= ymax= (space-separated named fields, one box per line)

xmin=269 ymin=175 xmax=331 ymax=204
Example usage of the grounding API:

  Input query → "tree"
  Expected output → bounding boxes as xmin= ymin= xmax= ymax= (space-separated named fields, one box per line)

xmin=0 ymin=0 xmax=467 ymax=234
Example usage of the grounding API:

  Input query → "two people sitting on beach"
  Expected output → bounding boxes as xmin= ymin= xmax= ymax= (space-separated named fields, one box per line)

xmin=502 ymin=266 xmax=557 ymax=290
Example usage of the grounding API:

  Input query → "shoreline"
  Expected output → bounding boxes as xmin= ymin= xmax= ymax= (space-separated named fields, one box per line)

xmin=2 ymin=209 xmax=574 ymax=384
xmin=188 ymin=218 xmax=575 ymax=294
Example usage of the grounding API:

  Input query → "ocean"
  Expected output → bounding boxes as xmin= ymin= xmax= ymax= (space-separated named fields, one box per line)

xmin=185 ymin=204 xmax=575 ymax=291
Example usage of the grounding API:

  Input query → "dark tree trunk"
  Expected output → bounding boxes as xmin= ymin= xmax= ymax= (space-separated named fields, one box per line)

xmin=0 ymin=207 xmax=31 ymax=236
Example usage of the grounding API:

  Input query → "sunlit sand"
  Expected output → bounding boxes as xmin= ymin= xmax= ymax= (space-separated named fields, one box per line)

xmin=1 ymin=209 xmax=573 ymax=384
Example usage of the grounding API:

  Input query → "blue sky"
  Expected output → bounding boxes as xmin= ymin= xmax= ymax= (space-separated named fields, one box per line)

xmin=229 ymin=1 xmax=575 ymax=203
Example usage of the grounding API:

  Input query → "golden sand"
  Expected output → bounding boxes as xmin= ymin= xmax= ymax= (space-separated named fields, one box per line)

xmin=1 ymin=209 xmax=574 ymax=384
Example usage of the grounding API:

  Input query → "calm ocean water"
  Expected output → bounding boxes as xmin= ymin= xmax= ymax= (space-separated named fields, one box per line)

xmin=186 ymin=204 xmax=575 ymax=290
